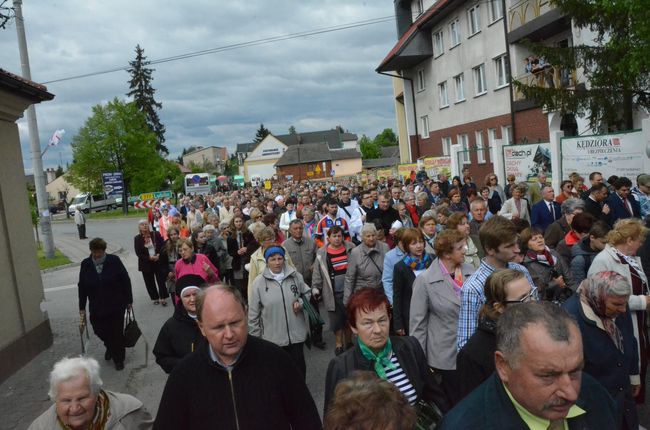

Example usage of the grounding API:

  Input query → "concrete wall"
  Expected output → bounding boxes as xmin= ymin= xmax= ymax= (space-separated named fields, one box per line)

xmin=0 ymin=87 xmax=52 ymax=383
xmin=332 ymin=158 xmax=362 ymax=177
xmin=243 ymin=135 xmax=288 ymax=181
xmin=45 ymin=173 xmax=81 ymax=203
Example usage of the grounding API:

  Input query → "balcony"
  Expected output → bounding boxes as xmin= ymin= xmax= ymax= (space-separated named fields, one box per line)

xmin=508 ymin=0 xmax=555 ymax=31
xmin=507 ymin=0 xmax=569 ymax=43
xmin=512 ymin=66 xmax=578 ymax=103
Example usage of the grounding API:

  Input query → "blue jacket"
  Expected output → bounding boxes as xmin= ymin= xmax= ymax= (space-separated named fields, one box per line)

xmin=606 ymin=193 xmax=641 ymax=226
xmin=563 ymin=294 xmax=639 ymax=430
xmin=530 ymin=199 xmax=561 ymax=232
xmin=439 ymin=372 xmax=617 ymax=430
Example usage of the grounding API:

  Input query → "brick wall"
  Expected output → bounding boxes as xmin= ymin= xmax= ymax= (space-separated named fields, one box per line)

xmin=277 ymin=161 xmax=332 ymax=182
xmin=514 ymin=108 xmax=549 ymax=143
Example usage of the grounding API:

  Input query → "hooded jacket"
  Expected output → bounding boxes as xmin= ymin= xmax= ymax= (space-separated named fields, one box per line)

xmin=153 ymin=303 xmax=202 ymax=374
xmin=570 ymin=236 xmax=598 ymax=285
xmin=248 ymin=263 xmax=310 ymax=347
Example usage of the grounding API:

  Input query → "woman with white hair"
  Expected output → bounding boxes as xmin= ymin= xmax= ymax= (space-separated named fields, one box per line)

xmin=28 ymin=356 xmax=153 ymax=429
xmin=343 ymin=223 xmax=389 ymax=305
xmin=134 ymin=219 xmax=169 ymax=306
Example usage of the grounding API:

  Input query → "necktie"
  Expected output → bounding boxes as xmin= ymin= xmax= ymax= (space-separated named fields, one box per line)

xmin=548 ymin=202 xmax=555 ymax=218
xmin=623 ymin=198 xmax=633 ymax=216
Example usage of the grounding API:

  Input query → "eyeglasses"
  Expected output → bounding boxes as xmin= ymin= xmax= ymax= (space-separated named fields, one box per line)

xmin=502 ymin=290 xmax=534 ymax=304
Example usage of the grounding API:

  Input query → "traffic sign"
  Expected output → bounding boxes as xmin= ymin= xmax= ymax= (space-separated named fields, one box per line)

xmin=134 ymin=199 xmax=162 ymax=209
xmin=128 ymin=190 xmax=172 ymax=203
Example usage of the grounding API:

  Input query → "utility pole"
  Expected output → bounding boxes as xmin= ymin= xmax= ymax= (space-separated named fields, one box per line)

xmin=14 ymin=0 xmax=55 ymax=258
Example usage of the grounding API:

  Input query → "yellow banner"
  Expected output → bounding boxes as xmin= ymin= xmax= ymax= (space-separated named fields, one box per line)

xmin=397 ymin=163 xmax=418 ymax=180
xmin=375 ymin=168 xmax=394 ymax=179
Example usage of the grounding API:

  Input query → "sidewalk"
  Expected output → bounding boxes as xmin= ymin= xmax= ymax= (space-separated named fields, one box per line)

xmin=43 ymin=235 xmax=123 ymax=272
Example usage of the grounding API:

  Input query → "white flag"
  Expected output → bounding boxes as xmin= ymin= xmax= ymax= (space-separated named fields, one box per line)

xmin=48 ymin=129 xmax=65 ymax=146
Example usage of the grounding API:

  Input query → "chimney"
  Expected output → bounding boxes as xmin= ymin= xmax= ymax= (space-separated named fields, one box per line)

xmin=394 ymin=0 xmax=413 ymax=39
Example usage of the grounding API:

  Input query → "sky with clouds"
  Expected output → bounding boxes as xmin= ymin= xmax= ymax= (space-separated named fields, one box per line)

xmin=0 ymin=1 xmax=399 ymax=173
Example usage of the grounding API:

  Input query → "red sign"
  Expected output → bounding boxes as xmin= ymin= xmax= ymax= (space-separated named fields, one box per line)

xmin=133 ymin=199 xmax=161 ymax=209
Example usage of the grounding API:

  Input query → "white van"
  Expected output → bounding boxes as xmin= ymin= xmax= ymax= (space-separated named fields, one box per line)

xmin=68 ymin=193 xmax=117 ymax=215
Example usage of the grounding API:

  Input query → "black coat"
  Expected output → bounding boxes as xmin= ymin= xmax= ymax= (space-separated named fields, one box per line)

xmin=366 ymin=206 xmax=400 ymax=235
xmin=134 ymin=232 xmax=165 ymax=273
xmin=392 ymin=257 xmax=433 ymax=334
xmin=78 ymin=254 xmax=132 ymax=318
xmin=324 ymin=335 xmax=449 ymax=415
xmin=154 ymin=336 xmax=321 ymax=430
xmin=227 ymin=230 xmax=256 ymax=271
xmin=456 ymin=319 xmax=496 ymax=403
xmin=583 ymin=196 xmax=611 ymax=224
xmin=153 ymin=305 xmax=202 ymax=374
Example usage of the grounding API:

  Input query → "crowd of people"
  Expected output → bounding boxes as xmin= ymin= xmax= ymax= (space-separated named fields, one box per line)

xmin=30 ymin=167 xmax=650 ymax=429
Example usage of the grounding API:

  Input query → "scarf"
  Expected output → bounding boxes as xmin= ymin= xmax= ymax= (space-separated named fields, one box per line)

xmin=526 ymin=246 xmax=555 ymax=266
xmin=271 ymin=270 xmax=285 ymax=283
xmin=92 ymin=254 xmax=107 ymax=274
xmin=357 ymin=337 xmax=396 ymax=379
xmin=403 ymin=253 xmax=432 ymax=271
xmin=579 ymin=276 xmax=625 ymax=352
xmin=58 ymin=389 xmax=110 ymax=430
xmin=614 ymin=248 xmax=646 ymax=281
xmin=439 ymin=259 xmax=464 ymax=297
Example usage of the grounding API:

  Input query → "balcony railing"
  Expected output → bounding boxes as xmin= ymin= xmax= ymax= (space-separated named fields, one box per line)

xmin=508 ymin=0 xmax=555 ymax=32
xmin=512 ymin=66 xmax=578 ymax=101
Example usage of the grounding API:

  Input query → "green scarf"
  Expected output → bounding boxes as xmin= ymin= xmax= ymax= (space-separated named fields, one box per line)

xmin=357 ymin=337 xmax=396 ymax=379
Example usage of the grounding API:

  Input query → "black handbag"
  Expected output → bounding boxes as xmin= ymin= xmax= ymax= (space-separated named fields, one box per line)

xmin=123 ymin=308 xmax=142 ymax=348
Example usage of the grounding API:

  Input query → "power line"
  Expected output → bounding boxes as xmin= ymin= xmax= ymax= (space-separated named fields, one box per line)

xmin=42 ymin=16 xmax=394 ymax=84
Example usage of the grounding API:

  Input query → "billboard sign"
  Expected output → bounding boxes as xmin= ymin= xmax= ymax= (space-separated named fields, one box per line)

xmin=503 ymin=143 xmax=552 ymax=183
xmin=102 ymin=172 xmax=124 ymax=198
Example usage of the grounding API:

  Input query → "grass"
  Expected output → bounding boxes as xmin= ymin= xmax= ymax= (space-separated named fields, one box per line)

xmin=37 ymin=245 xmax=72 ymax=270
xmin=86 ymin=208 xmax=149 ymax=219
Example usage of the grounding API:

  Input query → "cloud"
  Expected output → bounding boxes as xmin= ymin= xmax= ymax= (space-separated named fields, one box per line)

xmin=1 ymin=1 xmax=399 ymax=173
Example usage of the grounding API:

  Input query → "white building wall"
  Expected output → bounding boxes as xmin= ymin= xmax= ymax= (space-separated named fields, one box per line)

xmin=411 ymin=0 xmax=510 ymax=134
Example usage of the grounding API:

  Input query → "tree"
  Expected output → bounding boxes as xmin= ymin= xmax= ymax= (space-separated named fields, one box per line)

xmin=55 ymin=165 xmax=64 ymax=178
xmin=0 ymin=0 xmax=13 ymax=29
xmin=516 ymin=1 xmax=650 ymax=131
xmin=373 ymin=128 xmax=398 ymax=147
xmin=253 ymin=123 xmax=270 ymax=143
xmin=177 ymin=145 xmax=200 ymax=164
xmin=126 ymin=44 xmax=168 ymax=154
xmin=288 ymin=125 xmax=297 ymax=134
xmin=68 ymin=98 xmax=169 ymax=197
xmin=225 ymin=155 xmax=239 ymax=176
xmin=359 ymin=134 xmax=381 ymax=159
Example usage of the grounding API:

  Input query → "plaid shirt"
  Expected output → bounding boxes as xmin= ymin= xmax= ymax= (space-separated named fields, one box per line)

xmin=632 ymin=186 xmax=650 ymax=220
xmin=457 ymin=260 xmax=536 ymax=351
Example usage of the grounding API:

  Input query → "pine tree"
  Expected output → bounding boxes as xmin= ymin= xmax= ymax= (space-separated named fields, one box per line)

xmin=253 ymin=123 xmax=271 ymax=143
xmin=127 ymin=44 xmax=168 ymax=154
xmin=288 ymin=125 xmax=297 ymax=134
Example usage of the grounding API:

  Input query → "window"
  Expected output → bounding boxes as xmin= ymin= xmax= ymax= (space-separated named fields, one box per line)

xmin=502 ymin=125 xmax=513 ymax=145
xmin=438 ymin=81 xmax=449 ymax=108
xmin=415 ymin=0 xmax=424 ymax=16
xmin=489 ymin=0 xmax=503 ymax=22
xmin=442 ymin=137 xmax=452 ymax=156
xmin=450 ymin=19 xmax=461 ymax=47
xmin=417 ymin=68 xmax=426 ymax=92
xmin=454 ymin=73 xmax=465 ymax=102
xmin=458 ymin=134 xmax=470 ymax=164
xmin=476 ymin=131 xmax=486 ymax=164
xmin=433 ymin=30 xmax=444 ymax=57
xmin=494 ymin=54 xmax=509 ymax=88
xmin=473 ymin=64 xmax=487 ymax=95
xmin=421 ymin=115 xmax=430 ymax=138
xmin=468 ymin=5 xmax=481 ymax=36
xmin=488 ymin=128 xmax=498 ymax=145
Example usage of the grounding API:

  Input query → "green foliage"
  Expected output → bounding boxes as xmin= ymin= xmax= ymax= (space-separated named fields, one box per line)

xmin=127 ymin=44 xmax=167 ymax=154
xmin=373 ymin=128 xmax=398 ymax=147
xmin=516 ymin=0 xmax=650 ymax=131
xmin=55 ymin=165 xmax=64 ymax=178
xmin=253 ymin=123 xmax=271 ymax=143
xmin=68 ymin=98 xmax=169 ymax=196
xmin=225 ymin=157 xmax=239 ymax=176
xmin=359 ymin=134 xmax=381 ymax=159
xmin=28 ymin=190 xmax=38 ymax=227
xmin=288 ymin=125 xmax=297 ymax=134
xmin=37 ymin=246 xmax=72 ymax=270
xmin=0 ymin=0 xmax=13 ymax=30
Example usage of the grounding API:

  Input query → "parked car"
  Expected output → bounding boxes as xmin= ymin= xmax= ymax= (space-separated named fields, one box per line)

xmin=67 ymin=193 xmax=117 ymax=215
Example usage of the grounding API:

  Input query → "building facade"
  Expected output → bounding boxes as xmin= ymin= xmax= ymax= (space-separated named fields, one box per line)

xmin=182 ymin=146 xmax=227 ymax=173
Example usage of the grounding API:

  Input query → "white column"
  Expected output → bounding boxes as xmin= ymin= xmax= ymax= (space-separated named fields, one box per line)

xmin=450 ymin=144 xmax=462 ymax=178
xmin=490 ymin=138 xmax=505 ymax=182
xmin=549 ymin=130 xmax=564 ymax=192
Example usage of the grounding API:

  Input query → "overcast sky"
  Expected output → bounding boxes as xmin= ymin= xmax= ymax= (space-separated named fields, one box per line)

xmin=0 ymin=1 xmax=398 ymax=173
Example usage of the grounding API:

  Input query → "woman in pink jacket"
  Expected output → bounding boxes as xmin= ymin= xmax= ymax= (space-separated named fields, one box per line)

xmin=174 ymin=238 xmax=219 ymax=285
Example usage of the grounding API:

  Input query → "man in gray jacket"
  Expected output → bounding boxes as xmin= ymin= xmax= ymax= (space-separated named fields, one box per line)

xmin=282 ymin=219 xmax=325 ymax=349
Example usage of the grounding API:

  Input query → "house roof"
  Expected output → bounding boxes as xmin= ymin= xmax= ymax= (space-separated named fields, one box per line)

xmin=380 ymin=146 xmax=400 ymax=158
xmin=331 ymin=149 xmax=362 ymax=161
xmin=275 ymin=144 xmax=361 ymax=167
xmin=362 ymin=157 xmax=399 ymax=169
xmin=237 ymin=128 xmax=358 ymax=155
xmin=0 ymin=68 xmax=54 ymax=102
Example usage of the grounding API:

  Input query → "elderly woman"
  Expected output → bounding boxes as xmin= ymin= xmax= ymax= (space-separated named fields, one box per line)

xmin=456 ymin=269 xmax=533 ymax=401
xmin=325 ymin=287 xmax=448 ymax=414
xmin=418 ymin=214 xmax=437 ymax=256
xmin=563 ymin=272 xmax=640 ymax=430
xmin=448 ymin=189 xmax=468 ymax=214
xmin=499 ymin=184 xmax=530 ymax=222
xmin=403 ymin=192 xmax=420 ymax=225
xmin=249 ymin=246 xmax=313 ymax=379
xmin=436 ymin=206 xmax=451 ymax=232
xmin=28 ymin=357 xmax=152 ymax=429
xmin=79 ymin=238 xmax=132 ymax=371
xmin=544 ymin=198 xmax=584 ymax=249
xmin=447 ymin=212 xmax=482 ymax=269
xmin=409 ymin=229 xmax=476 ymax=406
xmin=246 ymin=226 xmax=294 ymax=298
xmin=153 ymin=285 xmax=203 ymax=374
xmin=395 ymin=202 xmax=415 ymax=228
xmin=134 ymin=219 xmax=169 ymax=306
xmin=416 ymin=191 xmax=431 ymax=218
xmin=312 ymin=226 xmax=356 ymax=356
xmin=589 ymin=219 xmax=650 ymax=403
xmin=160 ymin=226 xmax=181 ymax=301
xmin=520 ymin=227 xmax=575 ymax=302
xmin=484 ymin=173 xmax=506 ymax=214
xmin=343 ymin=223 xmax=390 ymax=305
xmin=392 ymin=228 xmax=434 ymax=336
xmin=174 ymin=238 xmax=219 ymax=286
xmin=227 ymin=215 xmax=256 ymax=300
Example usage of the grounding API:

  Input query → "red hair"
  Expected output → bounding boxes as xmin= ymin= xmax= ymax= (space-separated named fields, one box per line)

xmin=346 ymin=288 xmax=392 ymax=328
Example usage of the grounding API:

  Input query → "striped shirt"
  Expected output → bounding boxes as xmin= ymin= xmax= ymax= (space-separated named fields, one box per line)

xmin=384 ymin=354 xmax=417 ymax=404
xmin=456 ymin=260 xmax=536 ymax=351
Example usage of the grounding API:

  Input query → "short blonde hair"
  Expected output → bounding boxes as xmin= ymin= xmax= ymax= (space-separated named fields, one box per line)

xmin=607 ymin=218 xmax=648 ymax=246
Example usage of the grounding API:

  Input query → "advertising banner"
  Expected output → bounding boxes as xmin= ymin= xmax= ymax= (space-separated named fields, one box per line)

xmin=398 ymin=163 xmax=418 ymax=180
xmin=561 ymin=131 xmax=645 ymax=181
xmin=102 ymin=172 xmax=124 ymax=198
xmin=503 ymin=143 xmax=552 ymax=183
xmin=375 ymin=168 xmax=395 ymax=180
xmin=422 ymin=157 xmax=451 ymax=178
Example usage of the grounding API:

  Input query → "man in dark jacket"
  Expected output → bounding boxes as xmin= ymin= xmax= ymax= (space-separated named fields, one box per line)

xmin=440 ymin=302 xmax=617 ymax=430
xmin=582 ymin=183 xmax=611 ymax=224
xmin=366 ymin=192 xmax=400 ymax=238
xmin=154 ymin=285 xmax=321 ymax=430
xmin=79 ymin=238 xmax=132 ymax=371
xmin=606 ymin=176 xmax=641 ymax=226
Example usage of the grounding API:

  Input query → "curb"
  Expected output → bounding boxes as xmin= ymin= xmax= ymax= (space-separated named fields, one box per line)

xmin=40 ymin=246 xmax=125 ymax=274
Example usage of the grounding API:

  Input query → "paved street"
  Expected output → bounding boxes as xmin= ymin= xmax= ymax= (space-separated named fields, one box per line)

xmin=0 ymin=218 xmax=333 ymax=429
xmin=2 ymin=217 xmax=650 ymax=429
